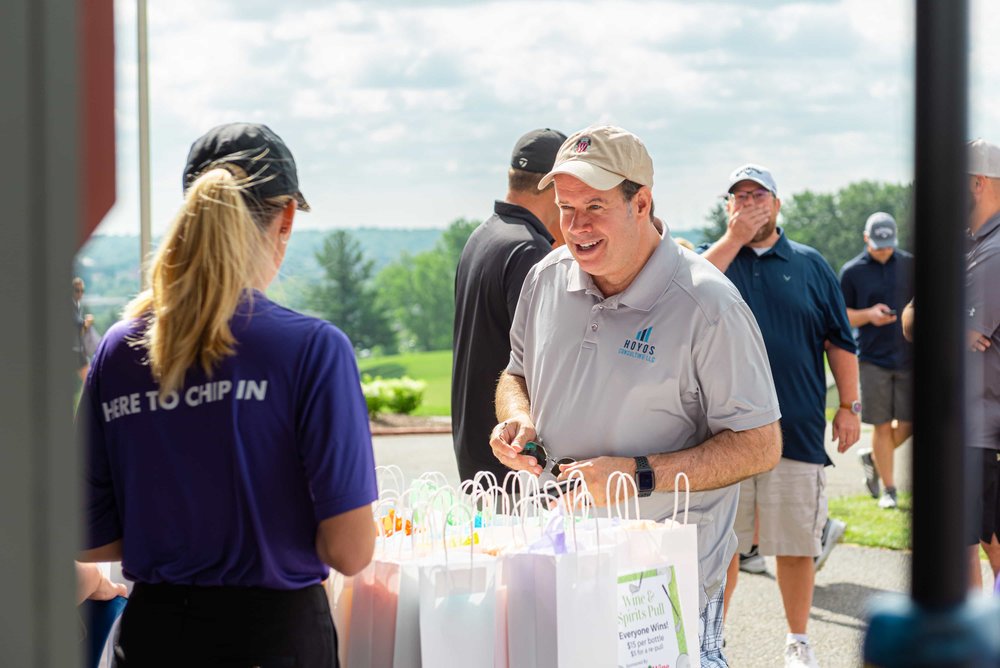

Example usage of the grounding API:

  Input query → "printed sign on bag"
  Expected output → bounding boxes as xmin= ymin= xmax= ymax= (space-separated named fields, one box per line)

xmin=616 ymin=566 xmax=689 ymax=668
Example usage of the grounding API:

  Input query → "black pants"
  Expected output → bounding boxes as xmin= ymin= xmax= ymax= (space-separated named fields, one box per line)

xmin=114 ymin=583 xmax=337 ymax=667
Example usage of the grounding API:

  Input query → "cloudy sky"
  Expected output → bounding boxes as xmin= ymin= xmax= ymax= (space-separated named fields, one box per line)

xmin=95 ymin=0 xmax=1000 ymax=237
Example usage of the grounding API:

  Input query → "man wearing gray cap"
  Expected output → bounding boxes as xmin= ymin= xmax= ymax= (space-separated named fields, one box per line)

xmin=452 ymin=128 xmax=567 ymax=484
xmin=839 ymin=213 xmax=914 ymax=510
xmin=962 ymin=138 xmax=1000 ymax=592
xmin=489 ymin=125 xmax=782 ymax=666
xmin=702 ymin=164 xmax=860 ymax=668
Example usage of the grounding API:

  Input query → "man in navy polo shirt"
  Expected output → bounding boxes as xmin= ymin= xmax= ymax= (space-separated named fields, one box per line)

xmin=703 ymin=164 xmax=860 ymax=668
xmin=840 ymin=212 xmax=914 ymax=509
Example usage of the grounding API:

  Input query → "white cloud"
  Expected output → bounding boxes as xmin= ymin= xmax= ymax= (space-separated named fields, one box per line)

xmin=94 ymin=0 xmax=999 ymax=238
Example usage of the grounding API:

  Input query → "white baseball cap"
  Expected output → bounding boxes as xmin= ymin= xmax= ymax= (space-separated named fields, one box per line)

xmin=727 ymin=164 xmax=778 ymax=196
xmin=968 ymin=138 xmax=1000 ymax=178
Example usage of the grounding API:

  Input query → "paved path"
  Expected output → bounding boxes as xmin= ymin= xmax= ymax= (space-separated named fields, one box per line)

xmin=372 ymin=426 xmax=995 ymax=667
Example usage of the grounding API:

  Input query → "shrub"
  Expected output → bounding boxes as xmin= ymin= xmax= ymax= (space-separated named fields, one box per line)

xmin=361 ymin=375 xmax=426 ymax=417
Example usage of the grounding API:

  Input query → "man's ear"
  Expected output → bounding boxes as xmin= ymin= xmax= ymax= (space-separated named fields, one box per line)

xmin=637 ymin=186 xmax=653 ymax=221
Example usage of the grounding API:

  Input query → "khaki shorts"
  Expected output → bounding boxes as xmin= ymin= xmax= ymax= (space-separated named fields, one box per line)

xmin=735 ymin=457 xmax=827 ymax=557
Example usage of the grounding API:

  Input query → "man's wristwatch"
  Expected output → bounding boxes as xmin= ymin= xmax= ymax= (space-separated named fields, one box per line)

xmin=634 ymin=456 xmax=655 ymax=497
xmin=840 ymin=400 xmax=862 ymax=415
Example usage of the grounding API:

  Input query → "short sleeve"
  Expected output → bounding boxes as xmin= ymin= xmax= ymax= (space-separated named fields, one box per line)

xmin=295 ymin=324 xmax=378 ymax=522
xmin=693 ymin=300 xmax=782 ymax=434
xmin=967 ymin=244 xmax=1000 ymax=337
xmin=820 ymin=261 xmax=858 ymax=353
xmin=80 ymin=356 xmax=122 ymax=550
xmin=506 ymin=263 xmax=541 ymax=378
xmin=839 ymin=264 xmax=859 ymax=309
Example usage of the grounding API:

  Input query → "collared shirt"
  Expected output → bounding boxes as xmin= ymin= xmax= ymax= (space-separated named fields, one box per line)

xmin=507 ymin=232 xmax=780 ymax=606
xmin=967 ymin=210 xmax=1000 ymax=450
xmin=81 ymin=294 xmax=378 ymax=588
xmin=452 ymin=201 xmax=555 ymax=481
xmin=718 ymin=229 xmax=856 ymax=466
xmin=839 ymin=249 xmax=914 ymax=369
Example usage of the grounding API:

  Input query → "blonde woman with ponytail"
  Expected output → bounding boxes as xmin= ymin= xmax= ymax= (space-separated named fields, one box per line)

xmin=77 ymin=123 xmax=377 ymax=666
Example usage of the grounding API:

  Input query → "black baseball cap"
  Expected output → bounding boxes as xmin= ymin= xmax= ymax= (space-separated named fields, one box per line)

xmin=183 ymin=122 xmax=310 ymax=211
xmin=511 ymin=128 xmax=568 ymax=174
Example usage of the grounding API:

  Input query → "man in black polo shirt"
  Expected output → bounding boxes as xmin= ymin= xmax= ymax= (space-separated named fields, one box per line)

xmin=452 ymin=128 xmax=566 ymax=484
xmin=840 ymin=213 xmax=914 ymax=510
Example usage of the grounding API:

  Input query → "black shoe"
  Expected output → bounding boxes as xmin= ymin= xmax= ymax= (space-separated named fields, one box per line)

xmin=859 ymin=448 xmax=879 ymax=499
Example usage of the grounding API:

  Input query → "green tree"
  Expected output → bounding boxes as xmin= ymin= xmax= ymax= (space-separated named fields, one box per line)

xmin=375 ymin=218 xmax=478 ymax=351
xmin=308 ymin=230 xmax=396 ymax=353
xmin=699 ymin=200 xmax=729 ymax=243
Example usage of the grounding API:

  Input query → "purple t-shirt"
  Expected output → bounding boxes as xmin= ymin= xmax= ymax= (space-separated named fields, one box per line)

xmin=80 ymin=293 xmax=378 ymax=589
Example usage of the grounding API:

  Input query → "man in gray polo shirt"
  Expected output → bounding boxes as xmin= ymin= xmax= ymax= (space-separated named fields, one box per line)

xmin=488 ymin=125 xmax=782 ymax=667
xmin=964 ymin=138 xmax=1000 ymax=591
xmin=906 ymin=140 xmax=1000 ymax=592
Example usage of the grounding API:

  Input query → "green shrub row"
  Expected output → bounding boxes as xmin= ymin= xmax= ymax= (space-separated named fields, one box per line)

xmin=361 ymin=375 xmax=427 ymax=417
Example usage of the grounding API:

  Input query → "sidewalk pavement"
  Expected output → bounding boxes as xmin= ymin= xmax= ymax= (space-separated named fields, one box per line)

xmin=372 ymin=424 xmax=994 ymax=667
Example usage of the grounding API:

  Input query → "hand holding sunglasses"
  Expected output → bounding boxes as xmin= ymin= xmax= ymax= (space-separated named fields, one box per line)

xmin=489 ymin=415 xmax=541 ymax=474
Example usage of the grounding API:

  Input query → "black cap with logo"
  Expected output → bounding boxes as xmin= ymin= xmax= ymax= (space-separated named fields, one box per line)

xmin=183 ymin=122 xmax=310 ymax=211
xmin=510 ymin=128 xmax=568 ymax=174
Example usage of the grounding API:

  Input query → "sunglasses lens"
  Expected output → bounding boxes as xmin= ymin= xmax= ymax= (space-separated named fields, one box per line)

xmin=523 ymin=441 xmax=547 ymax=468
xmin=553 ymin=457 xmax=577 ymax=476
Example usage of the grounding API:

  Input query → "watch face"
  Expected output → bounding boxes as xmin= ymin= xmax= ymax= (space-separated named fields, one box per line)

xmin=636 ymin=468 xmax=655 ymax=492
xmin=852 ymin=401 xmax=862 ymax=414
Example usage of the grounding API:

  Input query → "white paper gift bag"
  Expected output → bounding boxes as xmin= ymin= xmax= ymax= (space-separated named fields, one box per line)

xmin=504 ymin=492 xmax=618 ymax=668
xmin=418 ymin=504 xmax=497 ymax=668
xmin=609 ymin=472 xmax=701 ymax=668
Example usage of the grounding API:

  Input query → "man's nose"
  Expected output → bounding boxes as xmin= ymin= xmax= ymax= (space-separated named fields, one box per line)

xmin=565 ymin=210 xmax=590 ymax=232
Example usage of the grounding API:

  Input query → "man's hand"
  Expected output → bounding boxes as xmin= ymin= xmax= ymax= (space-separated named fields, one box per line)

xmin=726 ymin=202 xmax=770 ymax=246
xmin=968 ymin=329 xmax=992 ymax=352
xmin=867 ymin=303 xmax=898 ymax=327
xmin=557 ymin=456 xmax=634 ymax=507
xmin=489 ymin=414 xmax=542 ymax=475
xmin=83 ymin=314 xmax=94 ymax=331
xmin=831 ymin=408 xmax=861 ymax=453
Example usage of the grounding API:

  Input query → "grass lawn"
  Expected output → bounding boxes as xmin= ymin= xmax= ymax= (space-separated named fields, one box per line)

xmin=357 ymin=350 xmax=452 ymax=416
xmin=829 ymin=492 xmax=911 ymax=550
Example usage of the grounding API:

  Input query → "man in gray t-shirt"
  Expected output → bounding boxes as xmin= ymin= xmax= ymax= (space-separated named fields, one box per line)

xmin=488 ymin=125 xmax=782 ymax=667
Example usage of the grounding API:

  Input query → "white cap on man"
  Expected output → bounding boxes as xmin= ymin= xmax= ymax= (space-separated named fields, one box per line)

xmin=968 ymin=138 xmax=1000 ymax=178
xmin=727 ymin=164 xmax=778 ymax=196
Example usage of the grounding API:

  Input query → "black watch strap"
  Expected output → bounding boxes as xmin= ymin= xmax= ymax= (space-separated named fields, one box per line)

xmin=634 ymin=456 xmax=655 ymax=497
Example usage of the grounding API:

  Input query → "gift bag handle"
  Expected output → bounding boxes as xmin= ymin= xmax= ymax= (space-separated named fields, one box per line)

xmin=375 ymin=464 xmax=405 ymax=496
xmin=420 ymin=471 xmax=451 ymax=487
xmin=605 ymin=471 xmax=641 ymax=521
xmin=671 ymin=472 xmax=690 ymax=525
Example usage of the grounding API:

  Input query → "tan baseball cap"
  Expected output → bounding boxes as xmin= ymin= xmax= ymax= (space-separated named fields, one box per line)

xmin=538 ymin=125 xmax=654 ymax=191
xmin=968 ymin=138 xmax=1000 ymax=178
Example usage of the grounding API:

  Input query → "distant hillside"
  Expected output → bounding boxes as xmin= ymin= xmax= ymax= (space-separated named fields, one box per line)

xmin=74 ymin=223 xmax=703 ymax=333
xmin=74 ymin=227 xmax=446 ymax=299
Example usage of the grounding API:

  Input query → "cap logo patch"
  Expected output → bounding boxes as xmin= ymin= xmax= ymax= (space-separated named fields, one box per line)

xmin=518 ymin=157 xmax=528 ymax=168
xmin=574 ymin=137 xmax=591 ymax=153
xmin=873 ymin=228 xmax=893 ymax=238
